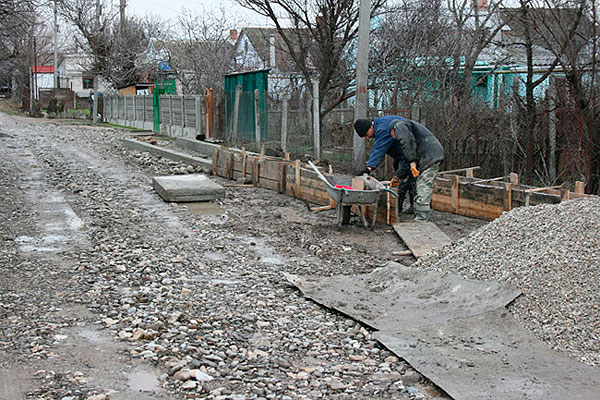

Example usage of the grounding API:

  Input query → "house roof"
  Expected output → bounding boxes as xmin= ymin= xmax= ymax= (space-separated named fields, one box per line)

xmin=236 ymin=27 xmax=310 ymax=74
xmin=32 ymin=65 xmax=54 ymax=73
xmin=498 ymin=7 xmax=592 ymax=64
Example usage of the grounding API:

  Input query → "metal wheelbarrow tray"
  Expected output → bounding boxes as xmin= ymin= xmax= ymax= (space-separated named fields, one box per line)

xmin=308 ymin=161 xmax=395 ymax=228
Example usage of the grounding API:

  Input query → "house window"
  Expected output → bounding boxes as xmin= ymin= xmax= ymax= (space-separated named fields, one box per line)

xmin=82 ymin=76 xmax=94 ymax=89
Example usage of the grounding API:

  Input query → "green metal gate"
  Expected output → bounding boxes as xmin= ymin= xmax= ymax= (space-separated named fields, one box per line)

xmin=224 ymin=69 xmax=269 ymax=142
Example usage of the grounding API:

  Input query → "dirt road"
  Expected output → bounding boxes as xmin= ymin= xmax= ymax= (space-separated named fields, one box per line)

xmin=0 ymin=111 xmax=484 ymax=400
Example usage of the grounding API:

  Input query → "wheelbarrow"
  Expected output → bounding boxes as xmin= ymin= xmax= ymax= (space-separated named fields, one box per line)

xmin=307 ymin=161 xmax=398 ymax=229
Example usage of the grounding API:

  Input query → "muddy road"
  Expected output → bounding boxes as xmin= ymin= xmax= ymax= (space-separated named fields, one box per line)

xmin=0 ymin=111 xmax=484 ymax=400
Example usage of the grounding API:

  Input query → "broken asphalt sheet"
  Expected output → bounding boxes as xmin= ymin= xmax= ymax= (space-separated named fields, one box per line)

xmin=286 ymin=262 xmax=521 ymax=331
xmin=375 ymin=308 xmax=600 ymax=400
xmin=287 ymin=263 xmax=600 ymax=400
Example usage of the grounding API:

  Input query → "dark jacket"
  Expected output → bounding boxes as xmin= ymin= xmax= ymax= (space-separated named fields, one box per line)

xmin=366 ymin=115 xmax=406 ymax=170
xmin=389 ymin=119 xmax=444 ymax=171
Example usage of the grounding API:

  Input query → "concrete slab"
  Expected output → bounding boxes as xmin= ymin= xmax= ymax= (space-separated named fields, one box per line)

xmin=152 ymin=174 xmax=225 ymax=202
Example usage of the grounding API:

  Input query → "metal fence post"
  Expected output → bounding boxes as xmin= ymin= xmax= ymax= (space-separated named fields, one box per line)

xmin=254 ymin=89 xmax=261 ymax=143
xmin=233 ymin=84 xmax=242 ymax=142
xmin=195 ymin=95 xmax=203 ymax=137
xmin=312 ymin=78 xmax=320 ymax=159
xmin=281 ymin=93 xmax=288 ymax=153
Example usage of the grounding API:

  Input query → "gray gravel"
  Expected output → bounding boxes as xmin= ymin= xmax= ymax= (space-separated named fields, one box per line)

xmin=414 ymin=199 xmax=600 ymax=366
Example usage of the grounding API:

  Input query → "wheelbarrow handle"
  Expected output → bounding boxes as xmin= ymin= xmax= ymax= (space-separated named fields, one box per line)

xmin=382 ymin=188 xmax=399 ymax=198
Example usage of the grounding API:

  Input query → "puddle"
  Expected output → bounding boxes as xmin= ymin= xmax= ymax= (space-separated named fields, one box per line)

xmin=127 ymin=371 xmax=160 ymax=392
xmin=180 ymin=202 xmax=224 ymax=215
xmin=203 ymin=251 xmax=228 ymax=262
xmin=260 ymin=255 xmax=286 ymax=265
xmin=77 ymin=328 xmax=108 ymax=345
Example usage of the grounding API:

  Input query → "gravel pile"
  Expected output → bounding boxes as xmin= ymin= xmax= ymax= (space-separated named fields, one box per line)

xmin=415 ymin=199 xmax=600 ymax=366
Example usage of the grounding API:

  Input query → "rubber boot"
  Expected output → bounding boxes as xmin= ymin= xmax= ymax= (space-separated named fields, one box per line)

xmin=414 ymin=205 xmax=430 ymax=222
xmin=404 ymin=190 xmax=415 ymax=214
xmin=397 ymin=193 xmax=406 ymax=213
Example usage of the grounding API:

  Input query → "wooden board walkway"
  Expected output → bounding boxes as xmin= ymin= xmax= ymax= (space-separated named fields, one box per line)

xmin=392 ymin=221 xmax=452 ymax=258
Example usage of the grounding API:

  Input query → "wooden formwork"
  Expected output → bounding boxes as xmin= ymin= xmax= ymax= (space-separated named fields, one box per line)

xmin=433 ymin=168 xmax=593 ymax=221
xmin=211 ymin=147 xmax=595 ymax=223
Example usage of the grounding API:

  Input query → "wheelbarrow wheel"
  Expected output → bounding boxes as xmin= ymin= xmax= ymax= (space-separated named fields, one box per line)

xmin=341 ymin=205 xmax=352 ymax=225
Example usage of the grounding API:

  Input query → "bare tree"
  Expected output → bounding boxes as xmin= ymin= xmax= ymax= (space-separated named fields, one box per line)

xmin=370 ymin=0 xmax=456 ymax=110
xmin=519 ymin=0 xmax=598 ymax=191
xmin=233 ymin=0 xmax=386 ymax=121
xmin=445 ymin=0 xmax=509 ymax=102
xmin=154 ymin=8 xmax=238 ymax=96
xmin=58 ymin=0 xmax=164 ymax=89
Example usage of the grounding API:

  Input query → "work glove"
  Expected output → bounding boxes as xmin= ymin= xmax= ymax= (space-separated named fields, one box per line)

xmin=360 ymin=167 xmax=372 ymax=176
xmin=389 ymin=176 xmax=400 ymax=188
xmin=410 ymin=162 xmax=420 ymax=178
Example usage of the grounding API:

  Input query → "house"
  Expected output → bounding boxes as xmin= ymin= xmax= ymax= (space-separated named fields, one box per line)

xmin=233 ymin=27 xmax=310 ymax=99
xmin=31 ymin=65 xmax=56 ymax=100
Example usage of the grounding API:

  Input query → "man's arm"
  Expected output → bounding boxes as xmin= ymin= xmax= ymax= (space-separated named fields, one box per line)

xmin=366 ymin=134 xmax=394 ymax=170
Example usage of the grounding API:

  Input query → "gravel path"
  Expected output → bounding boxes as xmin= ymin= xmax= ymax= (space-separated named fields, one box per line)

xmin=2 ymin=114 xmax=486 ymax=399
xmin=415 ymin=199 xmax=600 ymax=366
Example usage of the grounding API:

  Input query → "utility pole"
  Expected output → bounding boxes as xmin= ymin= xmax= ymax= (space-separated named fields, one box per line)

xmin=352 ymin=0 xmax=371 ymax=172
xmin=120 ymin=0 xmax=126 ymax=36
xmin=53 ymin=0 xmax=58 ymax=88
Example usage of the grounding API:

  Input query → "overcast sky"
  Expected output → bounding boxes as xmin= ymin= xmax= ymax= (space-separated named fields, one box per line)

xmin=125 ymin=0 xmax=273 ymax=26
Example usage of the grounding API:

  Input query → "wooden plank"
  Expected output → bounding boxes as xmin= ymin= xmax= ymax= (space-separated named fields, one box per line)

xmin=212 ymin=148 xmax=219 ymax=176
xmin=392 ymin=221 xmax=452 ymax=258
xmin=295 ymin=159 xmax=301 ymax=197
xmin=279 ymin=162 xmax=287 ymax=193
xmin=438 ymin=166 xmax=480 ymax=175
xmin=503 ymin=183 xmax=512 ymax=211
xmin=226 ymin=151 xmax=234 ymax=180
xmin=451 ymin=175 xmax=460 ymax=213
xmin=432 ymin=194 xmax=503 ymax=221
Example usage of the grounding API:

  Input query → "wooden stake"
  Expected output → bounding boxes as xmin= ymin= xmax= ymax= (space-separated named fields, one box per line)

xmin=451 ymin=175 xmax=460 ymax=213
xmin=285 ymin=152 xmax=290 ymax=161
xmin=387 ymin=191 xmax=391 ymax=225
xmin=212 ymin=148 xmax=219 ymax=176
xmin=575 ymin=181 xmax=585 ymax=194
xmin=253 ymin=157 xmax=261 ymax=184
xmin=279 ymin=161 xmax=287 ymax=193
xmin=295 ymin=159 xmax=301 ymax=197
xmin=466 ymin=168 xmax=475 ymax=178
xmin=226 ymin=151 xmax=234 ymax=180
xmin=560 ymin=188 xmax=570 ymax=202
xmin=503 ymin=183 xmax=512 ymax=211
xmin=509 ymin=172 xmax=519 ymax=185
xmin=242 ymin=150 xmax=247 ymax=178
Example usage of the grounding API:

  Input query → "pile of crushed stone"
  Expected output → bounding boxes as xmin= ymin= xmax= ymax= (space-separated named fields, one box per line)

xmin=415 ymin=198 xmax=600 ymax=366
